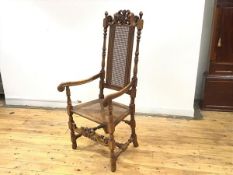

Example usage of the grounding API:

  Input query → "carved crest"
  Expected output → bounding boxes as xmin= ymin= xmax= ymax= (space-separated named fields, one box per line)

xmin=104 ymin=10 xmax=143 ymax=28
xmin=114 ymin=10 xmax=134 ymax=25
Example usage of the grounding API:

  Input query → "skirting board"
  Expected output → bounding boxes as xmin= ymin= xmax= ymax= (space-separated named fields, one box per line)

xmin=138 ymin=108 xmax=194 ymax=118
xmin=5 ymin=98 xmax=70 ymax=108
xmin=5 ymin=98 xmax=194 ymax=118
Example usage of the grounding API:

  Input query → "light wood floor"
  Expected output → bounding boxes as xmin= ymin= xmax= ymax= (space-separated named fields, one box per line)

xmin=0 ymin=107 xmax=232 ymax=175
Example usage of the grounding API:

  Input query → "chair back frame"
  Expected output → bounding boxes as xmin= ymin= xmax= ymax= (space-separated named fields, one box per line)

xmin=99 ymin=10 xmax=143 ymax=98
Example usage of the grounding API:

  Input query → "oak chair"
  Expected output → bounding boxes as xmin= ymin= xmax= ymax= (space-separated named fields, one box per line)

xmin=57 ymin=10 xmax=144 ymax=172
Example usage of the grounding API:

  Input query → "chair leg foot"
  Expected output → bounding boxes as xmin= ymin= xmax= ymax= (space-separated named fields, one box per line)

xmin=111 ymin=158 xmax=116 ymax=172
xmin=72 ymin=142 xmax=77 ymax=149
xmin=71 ymin=131 xmax=77 ymax=149
xmin=132 ymin=134 xmax=139 ymax=147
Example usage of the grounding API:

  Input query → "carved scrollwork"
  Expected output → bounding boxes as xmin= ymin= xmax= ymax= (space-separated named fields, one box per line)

xmin=104 ymin=10 xmax=143 ymax=28
xmin=113 ymin=10 xmax=133 ymax=25
xmin=74 ymin=126 xmax=109 ymax=146
xmin=104 ymin=10 xmax=143 ymax=29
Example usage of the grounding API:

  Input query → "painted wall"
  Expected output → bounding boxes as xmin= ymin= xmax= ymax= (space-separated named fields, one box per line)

xmin=0 ymin=0 xmax=205 ymax=117
xmin=195 ymin=0 xmax=215 ymax=100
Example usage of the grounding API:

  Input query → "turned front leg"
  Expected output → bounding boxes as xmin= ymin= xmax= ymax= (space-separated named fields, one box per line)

xmin=68 ymin=113 xmax=77 ymax=149
xmin=108 ymin=101 xmax=116 ymax=172
xmin=66 ymin=86 xmax=77 ymax=149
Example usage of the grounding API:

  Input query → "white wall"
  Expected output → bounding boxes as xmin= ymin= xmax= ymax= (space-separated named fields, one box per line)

xmin=195 ymin=0 xmax=215 ymax=100
xmin=0 ymin=0 xmax=205 ymax=117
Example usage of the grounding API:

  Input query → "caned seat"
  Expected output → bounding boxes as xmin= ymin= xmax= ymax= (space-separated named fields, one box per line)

xmin=72 ymin=99 xmax=130 ymax=125
xmin=57 ymin=10 xmax=144 ymax=172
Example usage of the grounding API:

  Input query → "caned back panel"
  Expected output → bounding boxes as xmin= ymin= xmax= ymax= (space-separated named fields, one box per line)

xmin=106 ymin=24 xmax=135 ymax=89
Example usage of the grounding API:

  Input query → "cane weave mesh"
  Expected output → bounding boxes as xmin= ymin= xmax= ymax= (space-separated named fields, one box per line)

xmin=111 ymin=25 xmax=129 ymax=87
xmin=106 ymin=25 xmax=133 ymax=88
xmin=72 ymin=99 xmax=130 ymax=125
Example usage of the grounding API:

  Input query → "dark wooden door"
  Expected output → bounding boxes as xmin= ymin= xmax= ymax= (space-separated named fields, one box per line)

xmin=216 ymin=6 xmax=233 ymax=63
xmin=202 ymin=0 xmax=233 ymax=111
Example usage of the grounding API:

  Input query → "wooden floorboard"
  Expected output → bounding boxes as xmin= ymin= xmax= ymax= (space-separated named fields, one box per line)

xmin=0 ymin=107 xmax=232 ymax=174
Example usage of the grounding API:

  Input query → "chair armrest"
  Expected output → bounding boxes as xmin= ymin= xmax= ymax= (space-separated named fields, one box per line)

xmin=57 ymin=73 xmax=101 ymax=92
xmin=102 ymin=81 xmax=133 ymax=107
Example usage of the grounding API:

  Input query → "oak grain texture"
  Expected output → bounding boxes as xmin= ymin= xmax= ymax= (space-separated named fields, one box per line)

xmin=0 ymin=107 xmax=232 ymax=175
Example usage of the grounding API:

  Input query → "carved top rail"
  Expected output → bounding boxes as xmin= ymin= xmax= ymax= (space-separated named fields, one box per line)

xmin=104 ymin=10 xmax=143 ymax=29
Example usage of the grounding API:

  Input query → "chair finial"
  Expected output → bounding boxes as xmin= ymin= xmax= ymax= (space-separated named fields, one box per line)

xmin=139 ymin=11 xmax=143 ymax=19
xmin=105 ymin=11 xmax=108 ymax=17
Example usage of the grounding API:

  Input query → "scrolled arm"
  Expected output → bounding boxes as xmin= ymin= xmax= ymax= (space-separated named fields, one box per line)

xmin=57 ymin=73 xmax=101 ymax=92
xmin=102 ymin=81 xmax=133 ymax=107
